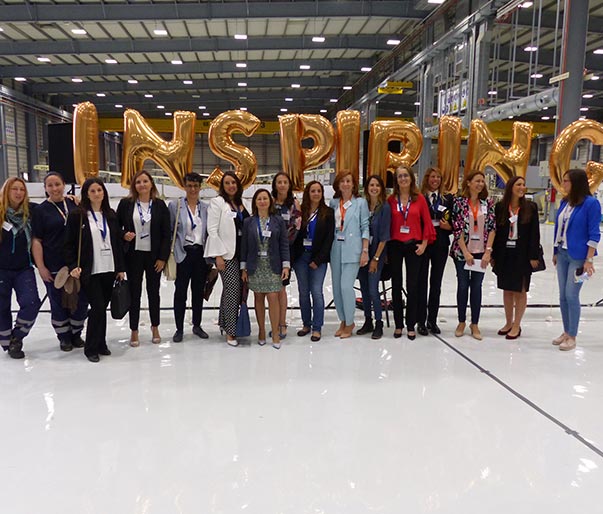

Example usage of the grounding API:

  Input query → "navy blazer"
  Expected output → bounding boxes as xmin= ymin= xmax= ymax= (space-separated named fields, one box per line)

xmin=424 ymin=192 xmax=453 ymax=248
xmin=240 ymin=214 xmax=290 ymax=275
xmin=554 ymin=196 xmax=601 ymax=259
xmin=292 ymin=207 xmax=335 ymax=265
xmin=368 ymin=202 xmax=391 ymax=258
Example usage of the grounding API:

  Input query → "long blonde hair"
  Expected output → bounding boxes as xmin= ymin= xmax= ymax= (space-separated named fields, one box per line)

xmin=0 ymin=177 xmax=30 ymax=242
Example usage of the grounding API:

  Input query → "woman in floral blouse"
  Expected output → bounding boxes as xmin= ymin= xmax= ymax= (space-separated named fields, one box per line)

xmin=450 ymin=170 xmax=496 ymax=340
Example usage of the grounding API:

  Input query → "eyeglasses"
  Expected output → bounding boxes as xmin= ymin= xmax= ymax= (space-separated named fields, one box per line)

xmin=185 ymin=183 xmax=201 ymax=189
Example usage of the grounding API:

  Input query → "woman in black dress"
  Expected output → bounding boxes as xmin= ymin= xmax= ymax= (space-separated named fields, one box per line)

xmin=492 ymin=176 xmax=541 ymax=340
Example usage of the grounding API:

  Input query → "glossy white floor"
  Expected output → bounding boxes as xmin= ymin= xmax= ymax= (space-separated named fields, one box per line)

xmin=2 ymin=224 xmax=603 ymax=513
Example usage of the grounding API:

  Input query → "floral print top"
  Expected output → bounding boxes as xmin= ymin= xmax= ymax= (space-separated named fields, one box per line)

xmin=449 ymin=196 xmax=496 ymax=261
xmin=275 ymin=201 xmax=302 ymax=244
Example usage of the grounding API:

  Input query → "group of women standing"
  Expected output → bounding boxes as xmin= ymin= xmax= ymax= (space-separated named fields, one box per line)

xmin=0 ymin=166 xmax=597 ymax=361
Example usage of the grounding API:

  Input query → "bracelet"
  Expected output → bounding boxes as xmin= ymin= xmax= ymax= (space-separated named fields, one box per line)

xmin=486 ymin=247 xmax=493 ymax=251
xmin=586 ymin=258 xmax=594 ymax=263
xmin=362 ymin=249 xmax=369 ymax=253
xmin=373 ymin=255 xmax=380 ymax=261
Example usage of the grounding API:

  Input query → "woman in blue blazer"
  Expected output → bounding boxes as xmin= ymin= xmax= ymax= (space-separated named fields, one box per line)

xmin=241 ymin=189 xmax=290 ymax=349
xmin=329 ymin=171 xmax=370 ymax=339
xmin=553 ymin=169 xmax=601 ymax=351
xmin=357 ymin=175 xmax=390 ymax=339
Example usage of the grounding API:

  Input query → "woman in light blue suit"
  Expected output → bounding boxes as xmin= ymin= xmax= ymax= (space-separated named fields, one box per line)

xmin=329 ymin=171 xmax=370 ymax=338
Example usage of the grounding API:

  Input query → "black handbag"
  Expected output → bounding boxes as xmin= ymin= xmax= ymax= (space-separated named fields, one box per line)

xmin=533 ymin=244 xmax=546 ymax=272
xmin=110 ymin=279 xmax=131 ymax=319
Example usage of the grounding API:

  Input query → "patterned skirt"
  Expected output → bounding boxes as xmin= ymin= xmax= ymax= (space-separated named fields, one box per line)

xmin=248 ymin=256 xmax=282 ymax=293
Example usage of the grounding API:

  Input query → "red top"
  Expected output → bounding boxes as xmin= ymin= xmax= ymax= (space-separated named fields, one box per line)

xmin=388 ymin=193 xmax=436 ymax=244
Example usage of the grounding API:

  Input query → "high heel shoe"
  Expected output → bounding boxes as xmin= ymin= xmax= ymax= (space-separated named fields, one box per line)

xmin=340 ymin=323 xmax=355 ymax=339
xmin=505 ymin=327 xmax=521 ymax=340
xmin=335 ymin=322 xmax=345 ymax=337
xmin=470 ymin=324 xmax=482 ymax=341
xmin=455 ymin=322 xmax=466 ymax=337
xmin=130 ymin=331 xmax=140 ymax=347
xmin=393 ymin=328 xmax=403 ymax=339
xmin=497 ymin=326 xmax=512 ymax=336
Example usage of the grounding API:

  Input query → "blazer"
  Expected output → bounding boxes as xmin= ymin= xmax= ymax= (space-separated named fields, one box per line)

xmin=64 ymin=208 xmax=125 ymax=282
xmin=240 ymin=215 xmax=290 ymax=275
xmin=492 ymin=201 xmax=540 ymax=275
xmin=168 ymin=198 xmax=209 ymax=264
xmin=117 ymin=197 xmax=171 ymax=263
xmin=424 ymin=192 xmax=453 ymax=248
xmin=450 ymin=196 xmax=496 ymax=261
xmin=329 ymin=196 xmax=370 ymax=264
xmin=368 ymin=202 xmax=391 ymax=258
xmin=204 ymin=196 xmax=240 ymax=261
xmin=554 ymin=196 xmax=601 ymax=260
xmin=292 ymin=207 xmax=335 ymax=266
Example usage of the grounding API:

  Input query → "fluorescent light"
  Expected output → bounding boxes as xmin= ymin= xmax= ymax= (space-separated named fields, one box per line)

xmin=203 ymin=112 xmax=210 ymax=116
xmin=394 ymin=111 xmax=402 ymax=115
xmin=361 ymin=67 xmax=372 ymax=72
xmin=240 ymin=107 xmax=247 ymax=111
xmin=580 ymin=107 xmax=589 ymax=111
xmin=291 ymin=83 xmax=301 ymax=88
xmin=71 ymin=28 xmax=87 ymax=35
xmin=428 ymin=0 xmax=445 ymax=4
xmin=299 ymin=64 xmax=311 ymax=70
xmin=234 ymin=34 xmax=247 ymax=40
xmin=165 ymin=112 xmax=172 ymax=116
xmin=329 ymin=98 xmax=338 ymax=103
xmin=15 ymin=77 xmax=26 ymax=82
xmin=524 ymin=46 xmax=538 ymax=52
xmin=433 ymin=112 xmax=438 ymax=116
xmin=583 ymin=94 xmax=594 ymax=98
xmin=280 ymin=108 xmax=288 ymax=112
xmin=541 ymin=116 xmax=550 ymax=120
xmin=312 ymin=36 xmax=325 ymax=43
xmin=236 ymin=63 xmax=247 ymax=68
xmin=542 ymin=106 xmax=548 ymax=110
xmin=171 ymin=59 xmax=183 ymax=65
xmin=594 ymin=49 xmax=603 ymax=55
xmin=183 ymin=80 xmax=193 ymax=85
xmin=531 ymin=73 xmax=543 ymax=78
xmin=198 ymin=105 xmax=206 ymax=110
xmin=96 ymin=93 xmax=106 ymax=97
xmin=285 ymin=98 xmax=293 ymax=102
xmin=157 ymin=105 xmax=165 ymax=109
xmin=320 ymin=109 xmax=327 ymax=113
xmin=128 ymin=79 xmax=138 ymax=84
xmin=414 ymin=101 xmax=421 ymax=106
xmin=343 ymin=86 xmax=352 ymax=90
xmin=105 ymin=59 xmax=117 ymax=64
xmin=144 ymin=94 xmax=154 ymax=98
xmin=238 ymin=82 xmax=247 ymax=87
xmin=37 ymin=56 xmax=51 ymax=63
xmin=153 ymin=28 xmax=168 ymax=36
xmin=115 ymin=104 xmax=123 ymax=108
xmin=71 ymin=78 xmax=83 ymax=83
xmin=520 ymin=1 xmax=533 ymax=6
xmin=0 ymin=28 xmax=4 ymax=32
xmin=387 ymin=39 xmax=401 ymax=46
xmin=591 ymin=75 xmax=600 ymax=80
xmin=488 ymin=90 xmax=497 ymax=95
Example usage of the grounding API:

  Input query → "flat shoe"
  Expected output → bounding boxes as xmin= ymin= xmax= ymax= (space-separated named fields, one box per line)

xmin=505 ymin=328 xmax=521 ymax=340
xmin=393 ymin=329 xmax=403 ymax=339
xmin=87 ymin=354 xmax=100 ymax=363
xmin=552 ymin=334 xmax=567 ymax=346
xmin=311 ymin=333 xmax=321 ymax=342
xmin=297 ymin=327 xmax=311 ymax=337
xmin=417 ymin=324 xmax=428 ymax=336
xmin=497 ymin=327 xmax=512 ymax=336
xmin=559 ymin=339 xmax=576 ymax=351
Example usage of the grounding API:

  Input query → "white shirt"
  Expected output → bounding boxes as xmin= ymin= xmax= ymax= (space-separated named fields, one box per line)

xmin=88 ymin=211 xmax=115 ymax=275
xmin=184 ymin=201 xmax=204 ymax=246
xmin=133 ymin=201 xmax=152 ymax=252
xmin=555 ymin=204 xmax=575 ymax=250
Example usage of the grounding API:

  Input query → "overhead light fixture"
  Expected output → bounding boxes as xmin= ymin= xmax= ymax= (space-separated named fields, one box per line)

xmin=329 ymin=98 xmax=338 ymax=103
xmin=238 ymin=82 xmax=247 ymax=87
xmin=280 ymin=108 xmax=288 ymax=112
xmin=541 ymin=116 xmax=550 ymax=120
xmin=594 ymin=49 xmax=603 ymax=55
xmin=524 ymin=46 xmax=538 ymax=52
xmin=520 ymin=1 xmax=533 ymax=6
xmin=15 ymin=77 xmax=26 ymax=82
xmin=394 ymin=111 xmax=402 ymax=115
xmin=192 ymin=94 xmax=200 ymax=98
xmin=37 ymin=56 xmax=51 ymax=63
xmin=165 ymin=112 xmax=172 ymax=116
xmin=583 ymin=94 xmax=594 ymax=98
xmin=198 ymin=105 xmax=206 ymax=110
xmin=343 ymin=86 xmax=352 ymax=90
xmin=157 ymin=105 xmax=165 ymax=109
xmin=361 ymin=67 xmax=372 ymax=72
xmin=320 ymin=109 xmax=327 ymax=113
xmin=414 ymin=101 xmax=421 ymax=106
xmin=115 ymin=104 xmax=123 ymax=108
xmin=203 ymin=112 xmax=210 ymax=116
xmin=580 ymin=107 xmax=589 ymax=111
xmin=433 ymin=112 xmax=438 ymax=116
xmin=428 ymin=0 xmax=445 ymax=3
xmin=542 ymin=106 xmax=549 ymax=110
xmin=71 ymin=78 xmax=83 ymax=83
xmin=591 ymin=75 xmax=600 ymax=80
xmin=387 ymin=39 xmax=401 ymax=46
xmin=0 ymin=28 xmax=4 ymax=32
xmin=234 ymin=34 xmax=247 ymax=40
xmin=488 ymin=90 xmax=497 ymax=95
xmin=128 ymin=79 xmax=138 ymax=84
xmin=312 ymin=36 xmax=325 ymax=43
xmin=144 ymin=94 xmax=154 ymax=98
xmin=285 ymin=98 xmax=293 ymax=102
xmin=171 ymin=59 xmax=183 ymax=65
xmin=105 ymin=58 xmax=118 ymax=64
xmin=531 ymin=73 xmax=543 ymax=78
xmin=291 ymin=83 xmax=301 ymax=88
xmin=240 ymin=107 xmax=247 ymax=111
xmin=299 ymin=64 xmax=311 ymax=70
xmin=236 ymin=63 xmax=247 ymax=68
xmin=239 ymin=96 xmax=247 ymax=100
xmin=153 ymin=28 xmax=168 ymax=36
xmin=183 ymin=80 xmax=193 ymax=85
xmin=71 ymin=28 xmax=87 ymax=35
xmin=96 ymin=93 xmax=106 ymax=97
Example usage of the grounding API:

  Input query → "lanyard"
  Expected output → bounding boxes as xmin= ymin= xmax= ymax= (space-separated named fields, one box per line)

xmin=560 ymin=205 xmax=574 ymax=240
xmin=91 ymin=210 xmax=107 ymax=242
xmin=509 ymin=206 xmax=520 ymax=239
xmin=338 ymin=199 xmax=349 ymax=231
xmin=230 ymin=203 xmax=243 ymax=223
xmin=429 ymin=193 xmax=440 ymax=216
xmin=306 ymin=210 xmax=318 ymax=237
xmin=256 ymin=216 xmax=270 ymax=243
xmin=186 ymin=200 xmax=200 ymax=230
xmin=470 ymin=200 xmax=480 ymax=232
xmin=50 ymin=199 xmax=68 ymax=225
xmin=137 ymin=199 xmax=153 ymax=226
xmin=397 ymin=196 xmax=411 ymax=225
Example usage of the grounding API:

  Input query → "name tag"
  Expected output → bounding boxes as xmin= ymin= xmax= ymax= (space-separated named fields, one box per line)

xmin=281 ymin=213 xmax=290 ymax=221
xmin=259 ymin=250 xmax=268 ymax=257
xmin=481 ymin=205 xmax=487 ymax=214
xmin=470 ymin=234 xmax=481 ymax=241
xmin=100 ymin=248 xmax=112 ymax=257
xmin=337 ymin=233 xmax=346 ymax=241
xmin=262 ymin=230 xmax=272 ymax=238
xmin=509 ymin=215 xmax=518 ymax=224
xmin=432 ymin=220 xmax=440 ymax=227
xmin=437 ymin=205 xmax=447 ymax=212
xmin=231 ymin=211 xmax=238 ymax=218
xmin=2 ymin=221 xmax=13 ymax=231
xmin=142 ymin=213 xmax=152 ymax=223
xmin=400 ymin=226 xmax=410 ymax=234
xmin=185 ymin=235 xmax=195 ymax=243
xmin=506 ymin=240 xmax=517 ymax=248
xmin=303 ymin=238 xmax=312 ymax=247
xmin=343 ymin=200 xmax=352 ymax=209
xmin=140 ymin=232 xmax=150 ymax=239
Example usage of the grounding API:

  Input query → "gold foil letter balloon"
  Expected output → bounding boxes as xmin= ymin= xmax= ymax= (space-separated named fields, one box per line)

xmin=207 ymin=110 xmax=261 ymax=190
xmin=336 ymin=110 xmax=361 ymax=184
xmin=279 ymin=114 xmax=335 ymax=191
xmin=73 ymin=102 xmax=99 ymax=184
xmin=121 ymin=109 xmax=196 ymax=189
xmin=465 ymin=120 xmax=532 ymax=184
xmin=437 ymin=116 xmax=462 ymax=194
xmin=367 ymin=120 xmax=423 ymax=184
xmin=550 ymin=119 xmax=603 ymax=194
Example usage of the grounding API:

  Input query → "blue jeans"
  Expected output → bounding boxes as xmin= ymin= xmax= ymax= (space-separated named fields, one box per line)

xmin=294 ymin=251 xmax=327 ymax=332
xmin=556 ymin=248 xmax=584 ymax=337
xmin=454 ymin=258 xmax=485 ymax=324
xmin=357 ymin=258 xmax=385 ymax=321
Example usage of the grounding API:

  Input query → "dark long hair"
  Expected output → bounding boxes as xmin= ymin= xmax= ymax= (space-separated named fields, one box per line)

xmin=364 ymin=174 xmax=386 ymax=209
xmin=271 ymin=172 xmax=295 ymax=208
xmin=251 ymin=188 xmax=275 ymax=216
xmin=564 ymin=169 xmax=591 ymax=206
xmin=497 ymin=176 xmax=532 ymax=226
xmin=80 ymin=177 xmax=112 ymax=216
xmin=301 ymin=181 xmax=330 ymax=227
xmin=392 ymin=165 xmax=420 ymax=200
xmin=461 ymin=170 xmax=489 ymax=200
xmin=219 ymin=172 xmax=244 ymax=207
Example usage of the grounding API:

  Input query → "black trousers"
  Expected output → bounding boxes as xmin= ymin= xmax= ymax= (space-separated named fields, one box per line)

xmin=126 ymin=250 xmax=162 ymax=331
xmin=174 ymin=245 xmax=209 ymax=332
xmin=82 ymin=272 xmax=114 ymax=357
xmin=388 ymin=240 xmax=422 ymax=331
xmin=417 ymin=243 xmax=450 ymax=326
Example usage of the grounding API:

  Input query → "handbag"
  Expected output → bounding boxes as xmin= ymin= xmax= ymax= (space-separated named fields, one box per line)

xmin=110 ymin=279 xmax=131 ymax=319
xmin=533 ymin=244 xmax=546 ymax=272
xmin=164 ymin=200 xmax=181 ymax=281
xmin=235 ymin=281 xmax=251 ymax=338
xmin=55 ymin=212 xmax=83 ymax=313
xmin=204 ymin=266 xmax=219 ymax=301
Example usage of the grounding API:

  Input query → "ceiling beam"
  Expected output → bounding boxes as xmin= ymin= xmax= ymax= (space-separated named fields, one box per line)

xmin=0 ymin=58 xmax=374 ymax=79
xmin=0 ymin=1 xmax=429 ymax=22
xmin=513 ymin=10 xmax=603 ymax=35
xmin=0 ymin=34 xmax=392 ymax=56
xmin=493 ymin=44 xmax=602 ymax=70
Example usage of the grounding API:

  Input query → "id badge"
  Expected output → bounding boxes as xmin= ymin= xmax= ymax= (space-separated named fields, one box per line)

xmin=100 ymin=247 xmax=112 ymax=257
xmin=337 ymin=232 xmax=346 ymax=241
xmin=281 ymin=213 xmax=290 ymax=221
xmin=2 ymin=221 xmax=13 ymax=231
xmin=185 ymin=235 xmax=195 ymax=244
xmin=400 ymin=226 xmax=410 ymax=234
xmin=231 ymin=211 xmax=238 ymax=218
xmin=432 ymin=220 xmax=440 ymax=227
xmin=303 ymin=238 xmax=312 ymax=247
xmin=259 ymin=250 xmax=268 ymax=257
xmin=140 ymin=231 xmax=150 ymax=239
xmin=262 ymin=230 xmax=272 ymax=238
xmin=437 ymin=205 xmax=447 ymax=212
xmin=506 ymin=240 xmax=517 ymax=248
xmin=143 ymin=213 xmax=152 ymax=223
xmin=237 ymin=229 xmax=243 ymax=236
xmin=509 ymin=215 xmax=518 ymax=224
xmin=470 ymin=234 xmax=480 ymax=241
xmin=343 ymin=200 xmax=352 ymax=209
xmin=481 ymin=204 xmax=487 ymax=215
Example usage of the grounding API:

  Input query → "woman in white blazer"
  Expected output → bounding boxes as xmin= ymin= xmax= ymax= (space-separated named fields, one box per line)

xmin=204 ymin=172 xmax=250 ymax=346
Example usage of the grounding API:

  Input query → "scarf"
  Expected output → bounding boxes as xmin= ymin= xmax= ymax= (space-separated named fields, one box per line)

xmin=6 ymin=206 xmax=32 ymax=255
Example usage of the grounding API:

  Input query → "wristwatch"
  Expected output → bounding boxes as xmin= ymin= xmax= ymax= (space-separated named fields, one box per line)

xmin=374 ymin=255 xmax=380 ymax=262
xmin=586 ymin=257 xmax=594 ymax=263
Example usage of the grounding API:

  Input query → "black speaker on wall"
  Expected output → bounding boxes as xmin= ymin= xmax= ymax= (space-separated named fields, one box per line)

xmin=362 ymin=130 xmax=399 ymax=189
xmin=47 ymin=122 xmax=76 ymax=184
